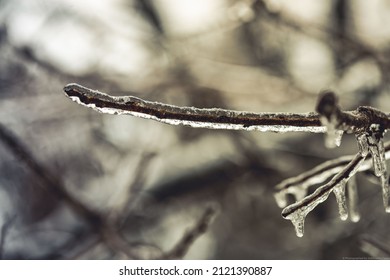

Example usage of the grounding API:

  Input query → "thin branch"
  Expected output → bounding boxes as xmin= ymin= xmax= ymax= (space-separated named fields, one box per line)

xmin=360 ymin=236 xmax=390 ymax=258
xmin=281 ymin=153 xmax=365 ymax=218
xmin=63 ymin=83 xmax=324 ymax=133
xmin=161 ymin=206 xmax=217 ymax=260
xmin=0 ymin=215 xmax=16 ymax=259
xmin=0 ymin=123 xmax=103 ymax=227
xmin=63 ymin=84 xmax=390 ymax=135
xmin=275 ymin=141 xmax=390 ymax=194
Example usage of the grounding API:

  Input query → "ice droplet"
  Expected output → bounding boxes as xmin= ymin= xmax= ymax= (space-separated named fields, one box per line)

xmin=333 ymin=181 xmax=348 ymax=221
xmin=347 ymin=176 xmax=360 ymax=222
xmin=380 ymin=172 xmax=390 ymax=213
xmin=356 ymin=133 xmax=369 ymax=157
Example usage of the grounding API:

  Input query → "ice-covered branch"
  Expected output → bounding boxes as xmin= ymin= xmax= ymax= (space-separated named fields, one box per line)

xmin=276 ymin=141 xmax=390 ymax=237
xmin=315 ymin=91 xmax=390 ymax=147
xmin=274 ymin=141 xmax=390 ymax=207
xmin=63 ymin=84 xmax=390 ymax=138
xmin=63 ymin=83 xmax=324 ymax=133
xmin=281 ymin=153 xmax=366 ymax=237
xmin=63 ymin=83 xmax=390 ymax=238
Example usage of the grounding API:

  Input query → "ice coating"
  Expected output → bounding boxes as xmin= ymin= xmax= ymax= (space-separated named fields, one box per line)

xmin=367 ymin=134 xmax=386 ymax=177
xmin=281 ymin=153 xmax=365 ymax=237
xmin=364 ymin=125 xmax=389 ymax=212
xmin=275 ymin=143 xmax=390 ymax=210
xmin=356 ymin=133 xmax=369 ymax=157
xmin=347 ymin=176 xmax=360 ymax=222
xmin=64 ymin=83 xmax=326 ymax=133
xmin=333 ymin=181 xmax=348 ymax=221
xmin=274 ymin=156 xmax=352 ymax=208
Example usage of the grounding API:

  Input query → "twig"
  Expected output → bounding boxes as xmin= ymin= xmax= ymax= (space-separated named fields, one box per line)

xmin=161 ymin=206 xmax=217 ymax=260
xmin=0 ymin=123 xmax=103 ymax=227
xmin=63 ymin=84 xmax=390 ymax=135
xmin=275 ymin=141 xmax=390 ymax=206
xmin=63 ymin=83 xmax=324 ymax=133
xmin=281 ymin=153 xmax=365 ymax=219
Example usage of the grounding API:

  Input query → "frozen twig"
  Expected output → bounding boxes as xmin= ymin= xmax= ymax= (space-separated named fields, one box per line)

xmin=281 ymin=153 xmax=366 ymax=237
xmin=315 ymin=91 xmax=390 ymax=147
xmin=274 ymin=141 xmax=390 ymax=207
xmin=276 ymin=142 xmax=390 ymax=236
xmin=63 ymin=83 xmax=324 ymax=133
xmin=63 ymin=84 xmax=390 ymax=136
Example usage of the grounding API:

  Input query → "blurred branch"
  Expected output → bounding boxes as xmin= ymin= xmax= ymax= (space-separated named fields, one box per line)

xmin=0 ymin=123 xmax=138 ymax=258
xmin=0 ymin=123 xmax=103 ymax=226
xmin=360 ymin=235 xmax=390 ymax=258
xmin=0 ymin=123 xmax=220 ymax=259
xmin=161 ymin=206 xmax=217 ymax=260
xmin=0 ymin=215 xmax=16 ymax=259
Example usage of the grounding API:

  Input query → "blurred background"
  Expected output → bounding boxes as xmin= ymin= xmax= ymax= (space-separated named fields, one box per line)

xmin=0 ymin=0 xmax=390 ymax=259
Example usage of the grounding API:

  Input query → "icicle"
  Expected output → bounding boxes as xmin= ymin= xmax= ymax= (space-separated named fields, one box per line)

xmin=347 ymin=176 xmax=360 ymax=222
xmin=356 ymin=133 xmax=369 ymax=157
xmin=287 ymin=208 xmax=306 ymax=238
xmin=321 ymin=116 xmax=344 ymax=148
xmin=333 ymin=181 xmax=348 ymax=221
xmin=334 ymin=130 xmax=344 ymax=147
xmin=282 ymin=189 xmax=332 ymax=237
xmin=367 ymin=125 xmax=386 ymax=177
xmin=380 ymin=171 xmax=390 ymax=213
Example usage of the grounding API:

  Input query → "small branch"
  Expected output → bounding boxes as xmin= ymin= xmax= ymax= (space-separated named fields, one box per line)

xmin=0 ymin=123 xmax=103 ymax=227
xmin=281 ymin=153 xmax=365 ymax=218
xmin=64 ymin=84 xmax=390 ymax=135
xmin=63 ymin=83 xmax=324 ymax=133
xmin=360 ymin=236 xmax=390 ymax=258
xmin=161 ymin=206 xmax=217 ymax=260
xmin=275 ymin=141 xmax=390 ymax=194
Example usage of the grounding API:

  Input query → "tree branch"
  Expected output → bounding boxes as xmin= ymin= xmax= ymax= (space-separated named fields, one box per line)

xmin=63 ymin=83 xmax=324 ymax=133
xmin=63 ymin=84 xmax=390 ymax=136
